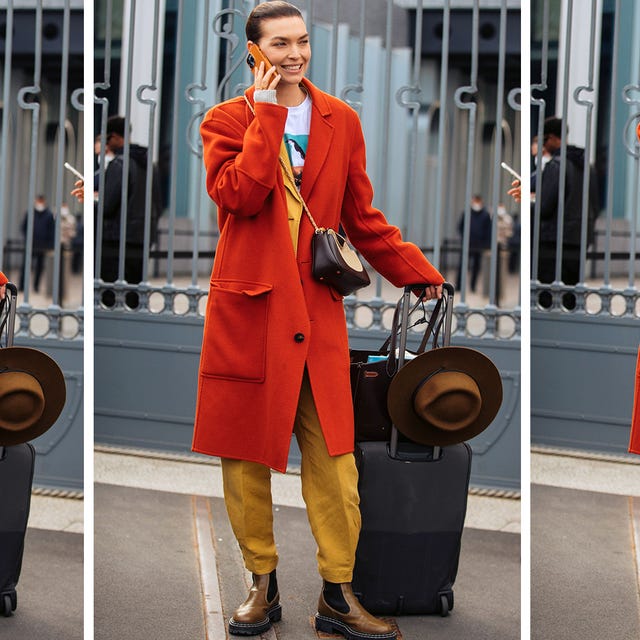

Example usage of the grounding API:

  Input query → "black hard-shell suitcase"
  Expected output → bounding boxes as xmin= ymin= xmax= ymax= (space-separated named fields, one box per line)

xmin=0 ymin=282 xmax=36 ymax=617
xmin=352 ymin=284 xmax=472 ymax=616
xmin=0 ymin=443 xmax=35 ymax=617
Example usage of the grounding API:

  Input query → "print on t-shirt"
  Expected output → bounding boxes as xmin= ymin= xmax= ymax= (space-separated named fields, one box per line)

xmin=284 ymin=133 xmax=308 ymax=188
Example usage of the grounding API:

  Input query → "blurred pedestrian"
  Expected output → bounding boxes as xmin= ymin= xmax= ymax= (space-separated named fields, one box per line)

xmin=60 ymin=202 xmax=77 ymax=250
xmin=456 ymin=194 xmax=492 ymax=293
xmin=20 ymin=195 xmax=55 ymax=293
xmin=496 ymin=202 xmax=513 ymax=249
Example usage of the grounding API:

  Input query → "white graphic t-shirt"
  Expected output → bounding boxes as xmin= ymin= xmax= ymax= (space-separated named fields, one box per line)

xmin=284 ymin=93 xmax=311 ymax=190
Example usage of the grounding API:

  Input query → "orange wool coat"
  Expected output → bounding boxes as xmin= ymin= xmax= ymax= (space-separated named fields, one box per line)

xmin=192 ymin=79 xmax=444 ymax=472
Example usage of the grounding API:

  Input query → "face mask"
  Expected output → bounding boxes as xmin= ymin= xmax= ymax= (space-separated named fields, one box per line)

xmin=497 ymin=206 xmax=507 ymax=217
xmin=35 ymin=204 xmax=46 ymax=212
xmin=471 ymin=203 xmax=482 ymax=212
xmin=97 ymin=152 xmax=115 ymax=167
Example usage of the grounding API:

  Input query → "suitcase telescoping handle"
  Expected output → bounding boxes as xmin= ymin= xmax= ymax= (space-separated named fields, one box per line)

xmin=389 ymin=282 xmax=454 ymax=459
xmin=4 ymin=283 xmax=18 ymax=348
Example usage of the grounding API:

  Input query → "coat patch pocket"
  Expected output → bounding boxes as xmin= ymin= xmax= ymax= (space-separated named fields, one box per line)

xmin=200 ymin=280 xmax=273 ymax=382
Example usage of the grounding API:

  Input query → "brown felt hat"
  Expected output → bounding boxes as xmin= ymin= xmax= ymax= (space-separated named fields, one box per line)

xmin=387 ymin=346 xmax=502 ymax=446
xmin=0 ymin=347 xmax=66 ymax=446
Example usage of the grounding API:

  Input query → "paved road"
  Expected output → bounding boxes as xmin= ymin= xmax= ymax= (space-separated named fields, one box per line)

xmin=94 ymin=483 xmax=520 ymax=640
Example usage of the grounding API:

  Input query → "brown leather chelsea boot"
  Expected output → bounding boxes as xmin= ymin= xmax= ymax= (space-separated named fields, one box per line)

xmin=228 ymin=570 xmax=281 ymax=636
xmin=315 ymin=581 xmax=397 ymax=640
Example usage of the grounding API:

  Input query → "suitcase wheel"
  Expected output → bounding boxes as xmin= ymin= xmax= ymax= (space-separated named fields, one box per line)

xmin=2 ymin=592 xmax=16 ymax=617
xmin=439 ymin=592 xmax=453 ymax=617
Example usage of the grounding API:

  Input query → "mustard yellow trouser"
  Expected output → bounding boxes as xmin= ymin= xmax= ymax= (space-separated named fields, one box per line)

xmin=221 ymin=369 xmax=361 ymax=583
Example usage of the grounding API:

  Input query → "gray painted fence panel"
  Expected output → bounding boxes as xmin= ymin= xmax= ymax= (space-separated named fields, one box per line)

xmin=531 ymin=0 xmax=640 ymax=456
xmin=532 ymin=313 xmax=638 ymax=454
xmin=95 ymin=310 xmax=520 ymax=491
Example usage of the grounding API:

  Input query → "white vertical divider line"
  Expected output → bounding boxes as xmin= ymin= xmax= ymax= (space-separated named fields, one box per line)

xmin=83 ymin=0 xmax=95 ymax=638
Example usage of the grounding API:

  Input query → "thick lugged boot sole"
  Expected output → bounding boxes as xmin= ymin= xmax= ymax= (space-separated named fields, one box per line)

xmin=314 ymin=613 xmax=397 ymax=640
xmin=229 ymin=603 xmax=282 ymax=636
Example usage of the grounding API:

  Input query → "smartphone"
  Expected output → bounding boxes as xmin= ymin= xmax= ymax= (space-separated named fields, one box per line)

xmin=500 ymin=161 xmax=522 ymax=183
xmin=246 ymin=44 xmax=273 ymax=74
xmin=64 ymin=162 xmax=85 ymax=183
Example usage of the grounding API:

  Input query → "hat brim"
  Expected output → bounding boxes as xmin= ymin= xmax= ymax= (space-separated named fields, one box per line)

xmin=387 ymin=346 xmax=502 ymax=446
xmin=0 ymin=347 xmax=66 ymax=446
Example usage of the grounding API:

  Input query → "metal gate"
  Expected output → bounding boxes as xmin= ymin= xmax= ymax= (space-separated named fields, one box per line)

xmin=531 ymin=0 xmax=640 ymax=455
xmin=0 ymin=0 xmax=84 ymax=491
xmin=94 ymin=0 xmax=522 ymax=491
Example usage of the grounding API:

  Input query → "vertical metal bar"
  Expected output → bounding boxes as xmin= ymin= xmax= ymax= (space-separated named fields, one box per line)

xmin=136 ymin=0 xmax=161 ymax=285
xmin=622 ymin=86 xmax=640 ymax=286
xmin=16 ymin=1 xmax=43 ymax=305
xmin=554 ymin=0 xmax=572 ymax=287
xmin=119 ymin=0 xmax=137 ymax=285
xmin=0 ymin=1 xmax=14 ymax=269
xmin=167 ymin=0 xmax=185 ymax=286
xmin=51 ymin=0 xmax=72 ymax=307
xmin=453 ymin=0 xmax=480 ymax=305
xmin=185 ymin=0 xmax=213 ymax=287
xmin=340 ymin=0 xmax=365 ymax=115
xmin=531 ymin=0 xmax=550 ymax=289
xmin=433 ymin=0 xmax=450 ymax=271
xmin=329 ymin=0 xmax=339 ymax=96
xmin=488 ymin=0 xmax=508 ymax=307
xmin=94 ymin=0 xmax=114 ymax=291
xmin=572 ymin=0 xmax=597 ymax=289
xmin=635 ymin=156 xmax=640 ymax=287
xmin=603 ymin=0 xmax=622 ymax=286
xmin=377 ymin=0 xmax=393 ymax=232
xmin=400 ymin=0 xmax=424 ymax=241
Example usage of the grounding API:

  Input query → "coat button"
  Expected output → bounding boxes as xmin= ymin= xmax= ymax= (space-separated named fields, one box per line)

xmin=294 ymin=333 xmax=305 ymax=343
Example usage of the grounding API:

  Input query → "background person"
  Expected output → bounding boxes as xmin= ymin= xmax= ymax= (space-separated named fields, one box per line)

xmin=534 ymin=117 xmax=599 ymax=309
xmin=20 ymin=195 xmax=55 ymax=293
xmin=193 ymin=3 xmax=443 ymax=639
xmin=98 ymin=115 xmax=162 ymax=308
xmin=456 ymin=194 xmax=492 ymax=293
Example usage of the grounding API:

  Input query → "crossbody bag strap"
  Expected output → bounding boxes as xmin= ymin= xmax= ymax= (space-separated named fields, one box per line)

xmin=244 ymin=94 xmax=321 ymax=233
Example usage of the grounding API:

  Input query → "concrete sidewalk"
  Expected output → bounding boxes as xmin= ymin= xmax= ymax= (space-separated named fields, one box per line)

xmin=2 ymin=515 xmax=83 ymax=639
xmin=531 ymin=449 xmax=640 ymax=640
xmin=94 ymin=449 xmax=521 ymax=640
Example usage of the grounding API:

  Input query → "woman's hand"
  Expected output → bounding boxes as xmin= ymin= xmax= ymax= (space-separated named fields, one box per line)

xmin=419 ymin=284 xmax=443 ymax=300
xmin=254 ymin=62 xmax=281 ymax=91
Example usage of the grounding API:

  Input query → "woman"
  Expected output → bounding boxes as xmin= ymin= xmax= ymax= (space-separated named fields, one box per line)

xmin=193 ymin=3 xmax=443 ymax=638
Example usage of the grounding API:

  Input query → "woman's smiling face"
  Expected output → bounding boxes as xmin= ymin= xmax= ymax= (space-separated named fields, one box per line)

xmin=252 ymin=16 xmax=310 ymax=87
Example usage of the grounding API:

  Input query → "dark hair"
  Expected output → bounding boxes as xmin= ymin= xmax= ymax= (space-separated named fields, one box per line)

xmin=106 ymin=115 xmax=126 ymax=138
xmin=543 ymin=117 xmax=564 ymax=139
xmin=245 ymin=1 xmax=303 ymax=42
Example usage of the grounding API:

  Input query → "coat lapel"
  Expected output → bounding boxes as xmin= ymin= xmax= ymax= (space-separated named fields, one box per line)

xmin=300 ymin=81 xmax=334 ymax=202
